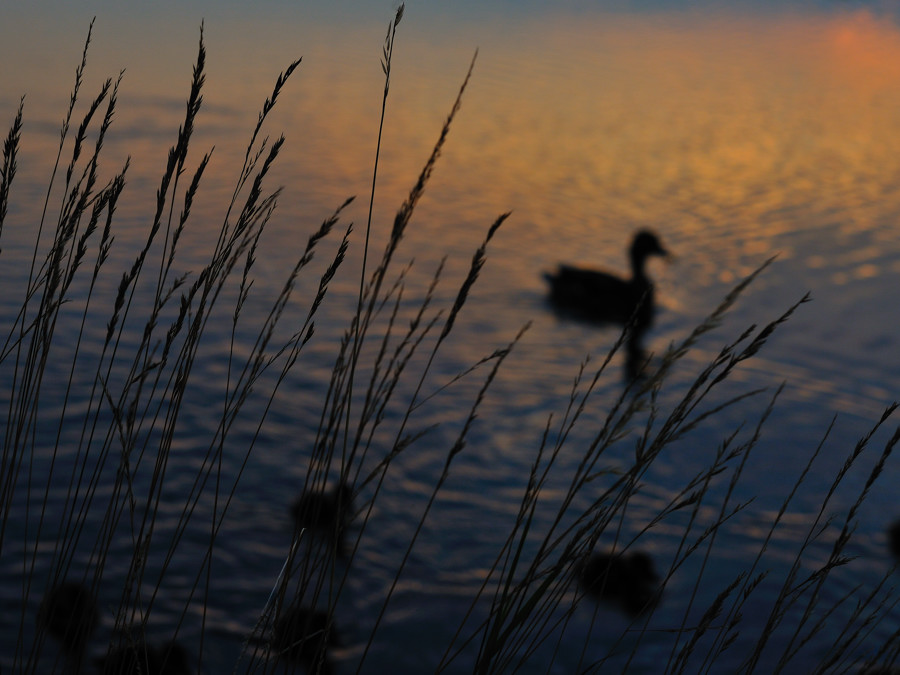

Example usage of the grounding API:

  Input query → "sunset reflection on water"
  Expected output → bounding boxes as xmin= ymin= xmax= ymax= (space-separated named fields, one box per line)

xmin=5 ymin=8 xmax=900 ymax=277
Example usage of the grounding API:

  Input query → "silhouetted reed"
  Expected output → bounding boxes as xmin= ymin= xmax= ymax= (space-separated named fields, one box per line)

xmin=2 ymin=7 xmax=898 ymax=675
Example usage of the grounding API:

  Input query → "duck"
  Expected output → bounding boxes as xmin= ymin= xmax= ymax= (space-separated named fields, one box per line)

xmin=271 ymin=604 xmax=339 ymax=675
xmin=576 ymin=549 xmax=661 ymax=617
xmin=544 ymin=230 xmax=668 ymax=331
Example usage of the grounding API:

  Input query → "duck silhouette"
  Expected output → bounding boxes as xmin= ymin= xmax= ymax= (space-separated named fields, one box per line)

xmin=544 ymin=230 xmax=668 ymax=332
xmin=577 ymin=549 xmax=661 ymax=617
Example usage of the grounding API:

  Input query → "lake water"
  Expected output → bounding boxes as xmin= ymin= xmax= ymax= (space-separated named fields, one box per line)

xmin=2 ymin=1 xmax=900 ymax=672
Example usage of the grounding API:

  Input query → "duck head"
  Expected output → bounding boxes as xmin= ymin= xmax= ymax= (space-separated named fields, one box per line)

xmin=629 ymin=230 xmax=668 ymax=277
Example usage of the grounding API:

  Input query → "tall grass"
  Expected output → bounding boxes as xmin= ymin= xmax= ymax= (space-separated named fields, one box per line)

xmin=1 ymin=8 xmax=898 ymax=674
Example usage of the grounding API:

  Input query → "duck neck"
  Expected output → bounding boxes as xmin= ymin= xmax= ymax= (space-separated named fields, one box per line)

xmin=630 ymin=251 xmax=648 ymax=282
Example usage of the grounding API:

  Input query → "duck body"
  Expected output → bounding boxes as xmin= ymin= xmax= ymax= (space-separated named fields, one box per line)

xmin=546 ymin=264 xmax=655 ymax=328
xmin=544 ymin=230 xmax=667 ymax=331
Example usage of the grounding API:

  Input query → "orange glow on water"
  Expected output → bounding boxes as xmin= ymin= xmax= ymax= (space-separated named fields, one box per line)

xmin=825 ymin=10 xmax=900 ymax=87
xmin=4 ymin=8 xmax=900 ymax=292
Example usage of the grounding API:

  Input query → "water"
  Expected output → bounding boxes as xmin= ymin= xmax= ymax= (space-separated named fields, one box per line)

xmin=2 ymin=2 xmax=900 ymax=672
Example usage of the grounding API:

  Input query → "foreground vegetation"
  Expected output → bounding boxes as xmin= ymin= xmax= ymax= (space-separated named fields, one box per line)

xmin=1 ymin=8 xmax=898 ymax=673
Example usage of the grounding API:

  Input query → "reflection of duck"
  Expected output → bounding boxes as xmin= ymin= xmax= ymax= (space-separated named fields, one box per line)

xmin=291 ymin=481 xmax=354 ymax=553
xmin=272 ymin=605 xmax=339 ymax=675
xmin=577 ymin=550 xmax=661 ymax=617
xmin=38 ymin=582 xmax=98 ymax=659
xmin=544 ymin=230 xmax=668 ymax=331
